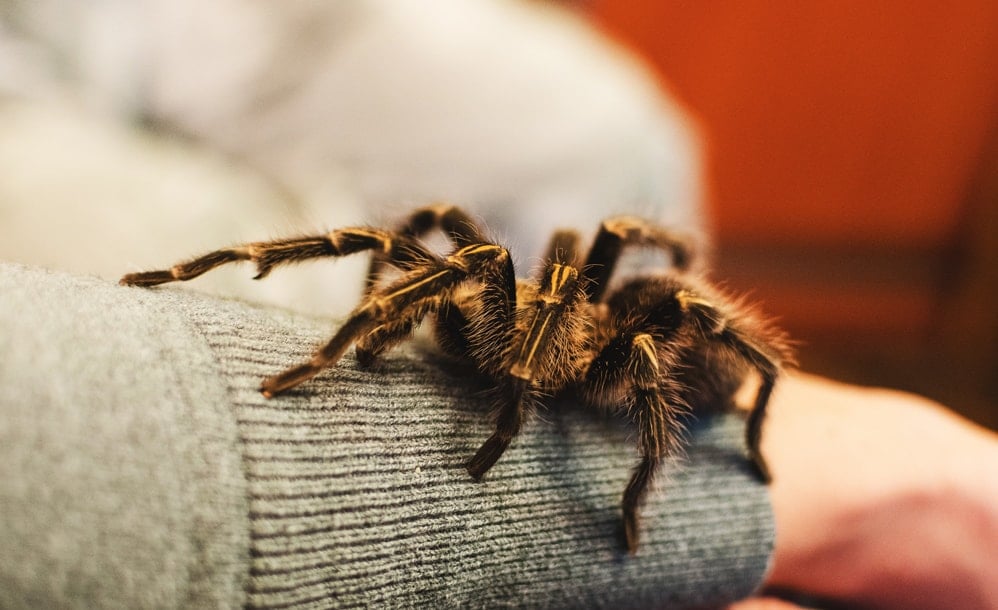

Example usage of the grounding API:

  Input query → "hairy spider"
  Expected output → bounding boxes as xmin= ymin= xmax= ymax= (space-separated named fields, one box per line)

xmin=120 ymin=204 xmax=792 ymax=553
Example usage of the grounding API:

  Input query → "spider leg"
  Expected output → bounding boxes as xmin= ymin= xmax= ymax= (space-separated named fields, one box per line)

xmin=396 ymin=203 xmax=487 ymax=244
xmin=677 ymin=290 xmax=789 ymax=483
xmin=365 ymin=203 xmax=486 ymax=293
xmin=120 ymin=229 xmax=432 ymax=287
xmin=359 ymin=230 xmax=518 ymax=368
xmin=468 ymin=260 xmax=587 ymax=480
xmin=260 ymin=308 xmax=380 ymax=397
xmin=261 ymin=242 xmax=512 ymax=396
xmin=354 ymin=206 xmax=490 ymax=366
xmin=744 ymin=366 xmax=777 ymax=482
xmin=466 ymin=378 xmax=529 ymax=480
xmin=624 ymin=373 xmax=685 ymax=555
xmin=724 ymin=330 xmax=781 ymax=483
xmin=462 ymin=255 xmax=521 ymax=479
xmin=431 ymin=298 xmax=475 ymax=359
xmin=581 ymin=216 xmax=696 ymax=302
xmin=586 ymin=331 xmax=685 ymax=553
xmin=542 ymin=229 xmax=582 ymax=265
xmin=448 ymin=244 xmax=518 ymax=369
xmin=353 ymin=291 xmax=463 ymax=367
xmin=354 ymin=318 xmax=419 ymax=368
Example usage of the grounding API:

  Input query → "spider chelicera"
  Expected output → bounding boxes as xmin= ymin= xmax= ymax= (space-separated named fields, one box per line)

xmin=120 ymin=204 xmax=792 ymax=553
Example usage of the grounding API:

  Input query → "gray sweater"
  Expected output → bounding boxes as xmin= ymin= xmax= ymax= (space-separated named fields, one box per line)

xmin=0 ymin=263 xmax=773 ymax=608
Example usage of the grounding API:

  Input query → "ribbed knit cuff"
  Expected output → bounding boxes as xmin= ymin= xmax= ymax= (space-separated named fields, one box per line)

xmin=181 ymin=290 xmax=775 ymax=608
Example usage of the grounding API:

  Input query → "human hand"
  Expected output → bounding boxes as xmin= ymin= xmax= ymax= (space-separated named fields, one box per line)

xmin=730 ymin=373 xmax=998 ymax=609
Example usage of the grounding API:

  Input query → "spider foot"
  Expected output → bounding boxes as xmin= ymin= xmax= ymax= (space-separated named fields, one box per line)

xmin=260 ymin=362 xmax=320 ymax=398
xmin=466 ymin=434 xmax=511 ymax=481
xmin=119 ymin=270 xmax=176 ymax=287
xmin=749 ymin=451 xmax=772 ymax=484
xmin=354 ymin=345 xmax=378 ymax=368
xmin=623 ymin=508 xmax=640 ymax=555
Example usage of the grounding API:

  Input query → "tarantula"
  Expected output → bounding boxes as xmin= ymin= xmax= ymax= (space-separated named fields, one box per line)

xmin=120 ymin=204 xmax=792 ymax=553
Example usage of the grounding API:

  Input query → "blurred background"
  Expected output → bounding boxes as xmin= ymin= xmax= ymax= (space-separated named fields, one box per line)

xmin=1 ymin=0 xmax=995 ymax=428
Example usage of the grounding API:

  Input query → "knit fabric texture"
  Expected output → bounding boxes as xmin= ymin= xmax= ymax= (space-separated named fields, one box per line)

xmin=0 ymin=263 xmax=774 ymax=608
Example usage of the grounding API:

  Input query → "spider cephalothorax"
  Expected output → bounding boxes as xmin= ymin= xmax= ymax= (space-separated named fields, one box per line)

xmin=121 ymin=204 xmax=792 ymax=553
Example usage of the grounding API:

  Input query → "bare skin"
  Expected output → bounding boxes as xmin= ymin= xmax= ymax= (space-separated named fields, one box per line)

xmin=730 ymin=373 xmax=998 ymax=609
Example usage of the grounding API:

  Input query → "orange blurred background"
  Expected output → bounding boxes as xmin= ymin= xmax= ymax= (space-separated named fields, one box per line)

xmin=587 ymin=1 xmax=998 ymax=427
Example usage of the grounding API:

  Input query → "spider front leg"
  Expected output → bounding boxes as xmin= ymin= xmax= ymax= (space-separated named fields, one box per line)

xmin=261 ymin=308 xmax=381 ymax=397
xmin=460 ymin=254 xmax=522 ymax=480
xmin=585 ymin=332 xmax=686 ymax=554
xmin=120 ymin=228 xmax=433 ymax=287
xmin=466 ymin=378 xmax=529 ymax=480
xmin=467 ymin=261 xmax=588 ymax=480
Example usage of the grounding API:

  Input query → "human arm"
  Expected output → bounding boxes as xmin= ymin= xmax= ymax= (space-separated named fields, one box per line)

xmin=733 ymin=373 xmax=998 ymax=609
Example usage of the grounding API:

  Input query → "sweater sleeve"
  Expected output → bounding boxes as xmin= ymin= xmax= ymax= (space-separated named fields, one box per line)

xmin=0 ymin=262 xmax=774 ymax=609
